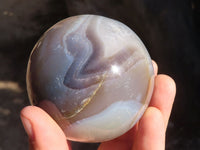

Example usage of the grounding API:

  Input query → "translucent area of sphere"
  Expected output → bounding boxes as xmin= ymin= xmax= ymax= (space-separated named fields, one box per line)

xmin=26 ymin=15 xmax=154 ymax=142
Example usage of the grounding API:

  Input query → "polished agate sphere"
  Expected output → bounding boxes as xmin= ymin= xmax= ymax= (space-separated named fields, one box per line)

xmin=26 ymin=15 xmax=154 ymax=142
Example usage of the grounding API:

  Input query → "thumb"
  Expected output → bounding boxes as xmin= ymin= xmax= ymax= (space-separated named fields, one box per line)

xmin=20 ymin=106 xmax=71 ymax=150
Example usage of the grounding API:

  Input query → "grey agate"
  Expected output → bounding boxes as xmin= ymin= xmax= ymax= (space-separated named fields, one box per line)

xmin=26 ymin=15 xmax=154 ymax=142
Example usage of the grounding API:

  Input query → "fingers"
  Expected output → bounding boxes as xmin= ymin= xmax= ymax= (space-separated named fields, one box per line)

xmin=21 ymin=106 xmax=71 ymax=150
xmin=149 ymin=75 xmax=176 ymax=129
xmin=98 ymin=140 xmax=132 ymax=150
xmin=133 ymin=65 xmax=176 ymax=150
xmin=152 ymin=60 xmax=158 ymax=75
xmin=98 ymin=126 xmax=137 ymax=150
xmin=132 ymin=107 xmax=165 ymax=150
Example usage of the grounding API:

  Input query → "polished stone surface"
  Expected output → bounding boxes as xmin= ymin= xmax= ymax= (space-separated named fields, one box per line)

xmin=27 ymin=15 xmax=154 ymax=142
xmin=0 ymin=0 xmax=200 ymax=149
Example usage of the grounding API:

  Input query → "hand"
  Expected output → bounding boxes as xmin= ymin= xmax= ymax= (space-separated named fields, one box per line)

xmin=21 ymin=61 xmax=176 ymax=150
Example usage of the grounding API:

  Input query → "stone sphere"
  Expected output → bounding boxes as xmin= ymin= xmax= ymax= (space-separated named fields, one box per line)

xmin=26 ymin=15 xmax=154 ymax=142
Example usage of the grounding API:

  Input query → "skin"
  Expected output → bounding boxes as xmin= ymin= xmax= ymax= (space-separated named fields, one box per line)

xmin=20 ymin=61 xmax=176 ymax=150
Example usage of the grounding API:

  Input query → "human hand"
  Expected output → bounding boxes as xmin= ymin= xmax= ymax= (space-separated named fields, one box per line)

xmin=21 ymin=61 xmax=176 ymax=150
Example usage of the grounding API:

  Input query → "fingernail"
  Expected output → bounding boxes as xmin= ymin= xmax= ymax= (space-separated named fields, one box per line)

xmin=21 ymin=116 xmax=33 ymax=139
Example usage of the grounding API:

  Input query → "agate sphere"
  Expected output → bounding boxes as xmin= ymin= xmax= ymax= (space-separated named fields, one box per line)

xmin=26 ymin=15 xmax=154 ymax=142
